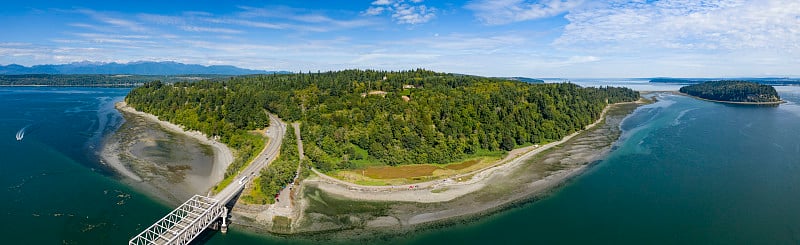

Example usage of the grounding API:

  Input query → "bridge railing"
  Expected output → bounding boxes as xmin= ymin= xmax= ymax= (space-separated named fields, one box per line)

xmin=130 ymin=195 xmax=224 ymax=245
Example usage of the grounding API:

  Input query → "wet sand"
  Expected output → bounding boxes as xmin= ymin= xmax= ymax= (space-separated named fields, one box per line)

xmin=288 ymin=100 xmax=645 ymax=238
xmin=100 ymin=102 xmax=234 ymax=204
xmin=304 ymin=100 xmax=633 ymax=203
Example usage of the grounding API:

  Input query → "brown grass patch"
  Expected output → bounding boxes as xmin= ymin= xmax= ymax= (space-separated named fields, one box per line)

xmin=445 ymin=159 xmax=481 ymax=170
xmin=363 ymin=165 xmax=439 ymax=179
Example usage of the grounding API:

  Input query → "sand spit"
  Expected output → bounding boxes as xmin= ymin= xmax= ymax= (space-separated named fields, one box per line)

xmin=306 ymin=100 xmax=628 ymax=204
xmin=100 ymin=101 xmax=234 ymax=203
xmin=114 ymin=101 xmax=234 ymax=176
xmin=290 ymin=100 xmax=645 ymax=236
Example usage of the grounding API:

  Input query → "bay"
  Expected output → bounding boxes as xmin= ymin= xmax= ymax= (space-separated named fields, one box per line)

xmin=407 ymin=86 xmax=800 ymax=244
xmin=4 ymin=84 xmax=800 ymax=244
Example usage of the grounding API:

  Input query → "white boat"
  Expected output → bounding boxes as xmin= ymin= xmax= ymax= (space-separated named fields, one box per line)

xmin=16 ymin=126 xmax=26 ymax=141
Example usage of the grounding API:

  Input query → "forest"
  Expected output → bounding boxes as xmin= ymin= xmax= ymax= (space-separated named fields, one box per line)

xmin=257 ymin=126 xmax=304 ymax=203
xmin=125 ymin=69 xmax=639 ymax=198
xmin=679 ymin=80 xmax=781 ymax=103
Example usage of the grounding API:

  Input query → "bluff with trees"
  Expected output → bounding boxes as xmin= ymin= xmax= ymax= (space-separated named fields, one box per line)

xmin=679 ymin=80 xmax=781 ymax=103
xmin=125 ymin=69 xmax=639 ymax=198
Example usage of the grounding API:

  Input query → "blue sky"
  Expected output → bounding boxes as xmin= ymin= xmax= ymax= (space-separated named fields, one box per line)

xmin=1 ymin=0 xmax=798 ymax=78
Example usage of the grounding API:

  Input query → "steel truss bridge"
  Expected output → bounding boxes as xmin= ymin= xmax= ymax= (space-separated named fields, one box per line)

xmin=129 ymin=195 xmax=227 ymax=245
xmin=129 ymin=114 xmax=286 ymax=245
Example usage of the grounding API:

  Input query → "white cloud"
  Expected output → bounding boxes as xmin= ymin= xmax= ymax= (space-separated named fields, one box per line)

xmin=76 ymin=9 xmax=149 ymax=32
xmin=363 ymin=0 xmax=436 ymax=24
xmin=555 ymin=0 xmax=800 ymax=53
xmin=466 ymin=0 xmax=583 ymax=25
xmin=394 ymin=33 xmax=528 ymax=54
xmin=364 ymin=7 xmax=386 ymax=16
xmin=180 ymin=26 xmax=242 ymax=34
xmin=138 ymin=14 xmax=186 ymax=25
xmin=235 ymin=6 xmax=376 ymax=30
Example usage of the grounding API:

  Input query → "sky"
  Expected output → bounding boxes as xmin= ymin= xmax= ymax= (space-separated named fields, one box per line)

xmin=0 ymin=0 xmax=798 ymax=78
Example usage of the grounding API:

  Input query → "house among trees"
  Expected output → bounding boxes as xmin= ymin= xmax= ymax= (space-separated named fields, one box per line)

xmin=361 ymin=90 xmax=388 ymax=97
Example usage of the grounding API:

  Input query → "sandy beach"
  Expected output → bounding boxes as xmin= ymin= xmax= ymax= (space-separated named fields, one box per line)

xmin=100 ymin=101 xmax=234 ymax=203
xmin=305 ymin=100 xmax=627 ymax=204
xmin=98 ymin=97 xmax=643 ymax=236
xmin=289 ymin=100 xmax=645 ymax=235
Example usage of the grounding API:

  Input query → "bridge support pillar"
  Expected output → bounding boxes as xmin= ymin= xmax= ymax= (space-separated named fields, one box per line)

xmin=221 ymin=207 xmax=228 ymax=234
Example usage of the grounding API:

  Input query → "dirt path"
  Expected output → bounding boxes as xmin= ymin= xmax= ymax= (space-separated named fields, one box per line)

xmin=269 ymin=123 xmax=305 ymax=217
xmin=306 ymin=101 xmax=627 ymax=203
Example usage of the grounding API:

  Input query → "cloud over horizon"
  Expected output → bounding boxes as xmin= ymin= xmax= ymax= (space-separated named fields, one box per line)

xmin=0 ymin=1 xmax=798 ymax=78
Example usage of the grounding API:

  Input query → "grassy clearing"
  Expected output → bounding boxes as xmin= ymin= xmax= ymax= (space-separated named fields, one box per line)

xmin=329 ymin=150 xmax=505 ymax=186
xmin=354 ymin=179 xmax=390 ymax=186
xmin=364 ymin=165 xmax=439 ymax=179
xmin=445 ymin=159 xmax=480 ymax=170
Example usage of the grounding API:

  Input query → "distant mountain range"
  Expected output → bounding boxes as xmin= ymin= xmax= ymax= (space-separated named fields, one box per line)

xmin=0 ymin=61 xmax=288 ymax=75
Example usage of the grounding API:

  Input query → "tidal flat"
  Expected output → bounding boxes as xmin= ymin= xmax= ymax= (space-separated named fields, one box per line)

xmin=101 ymin=107 xmax=223 ymax=204
xmin=246 ymin=102 xmax=644 ymax=243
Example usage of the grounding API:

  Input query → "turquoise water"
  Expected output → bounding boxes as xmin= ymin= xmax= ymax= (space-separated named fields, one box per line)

xmin=4 ymin=86 xmax=800 ymax=244
xmin=407 ymin=88 xmax=800 ymax=244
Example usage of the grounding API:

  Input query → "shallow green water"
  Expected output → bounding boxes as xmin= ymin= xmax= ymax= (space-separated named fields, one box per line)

xmin=4 ymin=86 xmax=800 ymax=244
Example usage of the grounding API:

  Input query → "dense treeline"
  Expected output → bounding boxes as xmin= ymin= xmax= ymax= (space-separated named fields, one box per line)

xmin=651 ymin=78 xmax=800 ymax=86
xmin=679 ymin=80 xmax=781 ymax=103
xmin=0 ymin=74 xmax=232 ymax=86
xmin=126 ymin=70 xmax=638 ymax=176
xmin=258 ymin=126 xmax=303 ymax=202
xmin=126 ymin=80 xmax=267 ymax=180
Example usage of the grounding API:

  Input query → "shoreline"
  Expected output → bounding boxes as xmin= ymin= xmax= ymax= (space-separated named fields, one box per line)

xmin=100 ymin=101 xmax=234 ymax=202
xmin=115 ymin=101 xmax=234 ymax=185
xmin=305 ymin=99 xmax=637 ymax=203
xmin=676 ymin=91 xmax=785 ymax=105
xmin=284 ymin=99 xmax=646 ymax=237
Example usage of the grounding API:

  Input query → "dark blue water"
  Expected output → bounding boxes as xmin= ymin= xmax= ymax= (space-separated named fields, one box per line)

xmin=407 ymin=88 xmax=800 ymax=244
xmin=4 ymin=86 xmax=800 ymax=244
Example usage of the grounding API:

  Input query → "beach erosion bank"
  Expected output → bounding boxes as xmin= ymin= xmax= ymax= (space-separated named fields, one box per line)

xmin=100 ymin=101 xmax=234 ymax=205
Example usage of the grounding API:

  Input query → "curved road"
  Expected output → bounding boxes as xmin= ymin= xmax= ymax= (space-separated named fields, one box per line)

xmin=215 ymin=114 xmax=286 ymax=203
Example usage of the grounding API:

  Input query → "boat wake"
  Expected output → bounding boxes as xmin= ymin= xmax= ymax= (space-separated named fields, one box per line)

xmin=16 ymin=125 xmax=30 ymax=141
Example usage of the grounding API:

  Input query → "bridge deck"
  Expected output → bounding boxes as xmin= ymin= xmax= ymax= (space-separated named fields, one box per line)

xmin=129 ymin=195 xmax=225 ymax=245
xmin=130 ymin=115 xmax=286 ymax=244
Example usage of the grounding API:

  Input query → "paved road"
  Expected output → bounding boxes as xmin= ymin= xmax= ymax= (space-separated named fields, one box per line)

xmin=215 ymin=114 xmax=286 ymax=203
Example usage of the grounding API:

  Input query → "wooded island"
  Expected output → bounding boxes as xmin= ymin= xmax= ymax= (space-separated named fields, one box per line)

xmin=679 ymin=80 xmax=782 ymax=104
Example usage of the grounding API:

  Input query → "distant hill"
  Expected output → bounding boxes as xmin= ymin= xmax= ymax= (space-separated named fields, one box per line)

xmin=498 ymin=77 xmax=545 ymax=83
xmin=0 ymin=61 xmax=289 ymax=75
xmin=651 ymin=77 xmax=800 ymax=85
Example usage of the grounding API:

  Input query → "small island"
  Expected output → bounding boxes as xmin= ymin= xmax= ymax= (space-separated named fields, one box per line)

xmin=679 ymin=80 xmax=783 ymax=105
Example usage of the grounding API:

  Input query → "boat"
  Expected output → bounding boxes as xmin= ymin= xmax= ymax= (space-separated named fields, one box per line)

xmin=16 ymin=126 xmax=26 ymax=141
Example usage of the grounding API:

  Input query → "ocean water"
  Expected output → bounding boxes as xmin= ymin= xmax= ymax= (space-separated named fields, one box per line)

xmin=0 ymin=87 xmax=163 ymax=244
xmin=4 ymin=85 xmax=800 ymax=244
xmin=407 ymin=86 xmax=800 ymax=244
